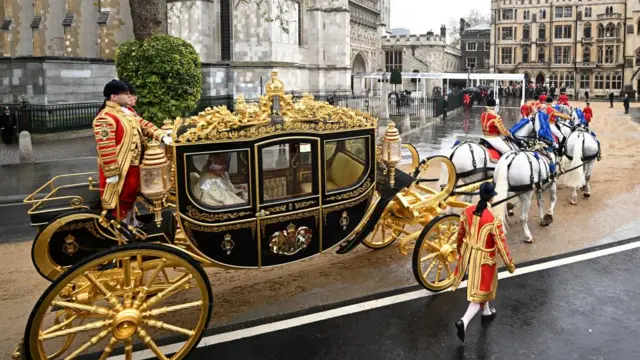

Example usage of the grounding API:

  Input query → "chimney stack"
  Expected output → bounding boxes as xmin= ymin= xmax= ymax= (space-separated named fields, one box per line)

xmin=460 ymin=18 xmax=466 ymax=37
xmin=440 ymin=25 xmax=446 ymax=41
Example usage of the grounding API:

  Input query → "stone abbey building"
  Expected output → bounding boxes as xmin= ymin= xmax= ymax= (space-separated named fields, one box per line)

xmin=0 ymin=0 xmax=390 ymax=104
xmin=490 ymin=0 xmax=640 ymax=97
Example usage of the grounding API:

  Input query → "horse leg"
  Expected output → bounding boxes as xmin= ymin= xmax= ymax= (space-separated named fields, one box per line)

xmin=507 ymin=202 xmax=515 ymax=217
xmin=570 ymin=186 xmax=578 ymax=205
xmin=519 ymin=192 xmax=534 ymax=243
xmin=536 ymin=189 xmax=549 ymax=227
xmin=583 ymin=162 xmax=594 ymax=198
xmin=543 ymin=182 xmax=558 ymax=225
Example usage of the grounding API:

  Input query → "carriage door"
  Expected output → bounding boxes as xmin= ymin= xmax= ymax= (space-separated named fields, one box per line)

xmin=256 ymin=137 xmax=321 ymax=267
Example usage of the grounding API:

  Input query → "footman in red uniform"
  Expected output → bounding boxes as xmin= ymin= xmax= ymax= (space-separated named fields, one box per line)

xmin=452 ymin=182 xmax=516 ymax=342
xmin=93 ymin=80 xmax=172 ymax=224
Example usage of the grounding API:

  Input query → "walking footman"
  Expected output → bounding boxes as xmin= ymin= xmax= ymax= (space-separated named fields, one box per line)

xmin=451 ymin=182 xmax=516 ymax=342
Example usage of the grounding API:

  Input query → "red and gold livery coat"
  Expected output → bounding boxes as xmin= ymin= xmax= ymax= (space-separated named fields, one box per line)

xmin=452 ymin=205 xmax=515 ymax=303
xmin=558 ymin=94 xmax=569 ymax=106
xmin=92 ymin=101 xmax=165 ymax=212
xmin=481 ymin=110 xmax=511 ymax=137
xmin=543 ymin=105 xmax=570 ymax=123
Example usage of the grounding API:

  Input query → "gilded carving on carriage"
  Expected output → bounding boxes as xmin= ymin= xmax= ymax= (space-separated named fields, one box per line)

xmin=221 ymin=233 xmax=235 ymax=255
xmin=185 ymin=205 xmax=252 ymax=222
xmin=269 ymin=223 xmax=313 ymax=256
xmin=295 ymin=200 xmax=316 ymax=209
xmin=59 ymin=220 xmax=103 ymax=239
xmin=62 ymin=234 xmax=79 ymax=256
xmin=323 ymin=188 xmax=373 ymax=225
xmin=326 ymin=178 xmax=373 ymax=202
xmin=339 ymin=211 xmax=350 ymax=230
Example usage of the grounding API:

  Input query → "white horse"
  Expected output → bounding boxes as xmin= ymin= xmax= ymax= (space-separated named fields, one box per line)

xmin=561 ymin=128 xmax=600 ymax=205
xmin=492 ymin=147 xmax=559 ymax=243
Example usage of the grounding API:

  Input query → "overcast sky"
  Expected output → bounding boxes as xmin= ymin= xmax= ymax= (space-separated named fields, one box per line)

xmin=389 ymin=0 xmax=491 ymax=35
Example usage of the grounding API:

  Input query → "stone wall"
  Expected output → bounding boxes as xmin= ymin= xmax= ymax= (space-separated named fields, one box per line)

xmin=168 ymin=0 xmax=219 ymax=63
xmin=0 ymin=57 xmax=115 ymax=104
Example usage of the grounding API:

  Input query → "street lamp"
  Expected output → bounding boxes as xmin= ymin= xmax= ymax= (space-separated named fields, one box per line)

xmin=382 ymin=121 xmax=401 ymax=187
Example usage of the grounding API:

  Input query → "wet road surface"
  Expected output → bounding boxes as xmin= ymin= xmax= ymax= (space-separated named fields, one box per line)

xmin=186 ymin=238 xmax=640 ymax=360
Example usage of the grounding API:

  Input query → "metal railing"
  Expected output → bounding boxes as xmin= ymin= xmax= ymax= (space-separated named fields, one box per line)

xmin=1 ymin=91 xmax=465 ymax=134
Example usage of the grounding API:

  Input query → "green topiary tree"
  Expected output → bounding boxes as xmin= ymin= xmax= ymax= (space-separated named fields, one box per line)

xmin=115 ymin=34 xmax=202 ymax=125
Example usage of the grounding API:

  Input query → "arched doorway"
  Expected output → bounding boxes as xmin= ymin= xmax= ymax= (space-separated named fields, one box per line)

xmin=536 ymin=73 xmax=545 ymax=86
xmin=351 ymin=53 xmax=367 ymax=95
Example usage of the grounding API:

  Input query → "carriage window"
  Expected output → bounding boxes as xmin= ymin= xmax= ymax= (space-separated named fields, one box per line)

xmin=261 ymin=142 xmax=314 ymax=201
xmin=325 ymin=138 xmax=368 ymax=192
xmin=188 ymin=151 xmax=250 ymax=208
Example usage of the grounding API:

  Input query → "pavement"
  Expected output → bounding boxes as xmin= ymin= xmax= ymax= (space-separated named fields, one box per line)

xmin=118 ymin=237 xmax=640 ymax=360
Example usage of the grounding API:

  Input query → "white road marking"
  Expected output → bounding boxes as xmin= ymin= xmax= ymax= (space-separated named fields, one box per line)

xmin=111 ymin=239 xmax=640 ymax=360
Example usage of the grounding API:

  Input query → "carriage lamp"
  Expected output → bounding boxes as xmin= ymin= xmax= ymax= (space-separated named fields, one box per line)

xmin=382 ymin=121 xmax=401 ymax=187
xmin=140 ymin=141 xmax=172 ymax=227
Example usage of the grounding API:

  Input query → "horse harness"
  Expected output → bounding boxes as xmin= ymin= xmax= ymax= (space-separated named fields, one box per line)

xmin=450 ymin=141 xmax=490 ymax=179
xmin=563 ymin=130 xmax=601 ymax=162
xmin=503 ymin=149 xmax=553 ymax=193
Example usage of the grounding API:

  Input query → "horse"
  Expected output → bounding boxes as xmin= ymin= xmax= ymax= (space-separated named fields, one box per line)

xmin=492 ymin=145 xmax=559 ymax=243
xmin=560 ymin=127 xmax=600 ymax=205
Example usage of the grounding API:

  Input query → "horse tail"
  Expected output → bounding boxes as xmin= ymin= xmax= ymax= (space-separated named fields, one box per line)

xmin=492 ymin=158 xmax=511 ymax=232
xmin=563 ymin=133 xmax=586 ymax=188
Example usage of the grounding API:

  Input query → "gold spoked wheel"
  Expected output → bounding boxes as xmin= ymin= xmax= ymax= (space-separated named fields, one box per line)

xmin=22 ymin=243 xmax=212 ymax=360
xmin=412 ymin=214 xmax=460 ymax=292
xmin=363 ymin=213 xmax=406 ymax=250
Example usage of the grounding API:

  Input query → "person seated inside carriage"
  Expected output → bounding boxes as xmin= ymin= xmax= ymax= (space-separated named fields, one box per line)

xmin=195 ymin=153 xmax=248 ymax=207
xmin=480 ymin=98 xmax=513 ymax=159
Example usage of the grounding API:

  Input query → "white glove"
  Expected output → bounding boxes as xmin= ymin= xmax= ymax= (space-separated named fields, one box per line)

xmin=162 ymin=135 xmax=173 ymax=145
xmin=106 ymin=175 xmax=119 ymax=184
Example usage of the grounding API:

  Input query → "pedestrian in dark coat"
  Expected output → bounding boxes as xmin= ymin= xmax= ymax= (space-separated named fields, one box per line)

xmin=624 ymin=94 xmax=630 ymax=114
xmin=609 ymin=92 xmax=614 ymax=108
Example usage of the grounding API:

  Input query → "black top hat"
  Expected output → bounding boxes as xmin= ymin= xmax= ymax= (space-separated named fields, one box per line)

xmin=487 ymin=98 xmax=496 ymax=107
xmin=124 ymin=82 xmax=136 ymax=95
xmin=103 ymin=79 xmax=129 ymax=99
xmin=545 ymin=96 xmax=553 ymax=103
xmin=479 ymin=182 xmax=498 ymax=201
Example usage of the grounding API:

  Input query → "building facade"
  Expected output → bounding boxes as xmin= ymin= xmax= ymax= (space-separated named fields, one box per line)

xmin=381 ymin=27 xmax=462 ymax=96
xmin=0 ymin=0 xmax=390 ymax=104
xmin=460 ymin=20 xmax=491 ymax=73
xmin=490 ymin=0 xmax=640 ymax=97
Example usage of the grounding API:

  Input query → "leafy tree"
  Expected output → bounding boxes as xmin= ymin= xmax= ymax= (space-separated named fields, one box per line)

xmin=115 ymin=35 xmax=202 ymax=125
xmin=448 ymin=10 xmax=491 ymax=47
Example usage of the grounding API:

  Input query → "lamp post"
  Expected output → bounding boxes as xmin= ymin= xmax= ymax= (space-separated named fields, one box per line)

xmin=382 ymin=121 xmax=401 ymax=187
xmin=139 ymin=141 xmax=172 ymax=226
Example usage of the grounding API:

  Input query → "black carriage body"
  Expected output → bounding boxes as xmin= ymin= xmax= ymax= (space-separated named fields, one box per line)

xmin=174 ymin=128 xmax=377 ymax=269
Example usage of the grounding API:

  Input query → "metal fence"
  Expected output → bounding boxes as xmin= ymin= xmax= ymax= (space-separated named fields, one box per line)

xmin=1 ymin=92 xmax=464 ymax=134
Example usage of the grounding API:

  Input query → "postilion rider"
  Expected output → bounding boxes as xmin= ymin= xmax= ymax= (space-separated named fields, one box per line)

xmin=543 ymin=97 xmax=571 ymax=146
xmin=481 ymin=98 xmax=513 ymax=157
xmin=92 ymin=79 xmax=172 ymax=226
xmin=452 ymin=182 xmax=516 ymax=342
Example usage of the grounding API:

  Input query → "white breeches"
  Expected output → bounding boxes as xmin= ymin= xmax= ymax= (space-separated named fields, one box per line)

xmin=550 ymin=123 xmax=564 ymax=143
xmin=483 ymin=136 xmax=512 ymax=155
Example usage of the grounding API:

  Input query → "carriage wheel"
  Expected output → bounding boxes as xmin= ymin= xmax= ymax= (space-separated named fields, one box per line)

xmin=412 ymin=214 xmax=460 ymax=292
xmin=22 ymin=243 xmax=212 ymax=360
xmin=363 ymin=216 xmax=406 ymax=250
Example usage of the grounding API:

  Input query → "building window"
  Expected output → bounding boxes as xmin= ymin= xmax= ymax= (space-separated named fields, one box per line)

xmin=554 ymin=46 xmax=571 ymax=64
xmin=554 ymin=25 xmax=572 ymax=39
xmin=522 ymin=47 xmax=530 ymax=62
xmin=466 ymin=57 xmax=477 ymax=70
xmin=485 ymin=42 xmax=491 ymax=51
xmin=385 ymin=51 xmax=403 ymax=72
xmin=637 ymin=19 xmax=640 ymax=35
xmin=539 ymin=9 xmax=546 ymax=20
xmin=583 ymin=46 xmax=591 ymax=62
xmin=605 ymin=74 xmax=611 ymax=89
xmin=597 ymin=46 xmax=603 ymax=63
xmin=523 ymin=24 xmax=530 ymax=39
xmin=605 ymin=23 xmax=616 ymax=38
xmin=584 ymin=7 xmax=592 ymax=18
xmin=501 ymin=27 xmax=514 ymax=40
xmin=501 ymin=47 xmax=513 ymax=64
xmin=613 ymin=72 xmax=622 ymax=90
xmin=555 ymin=6 xmax=572 ymax=19
xmin=580 ymin=74 xmax=590 ymax=89
xmin=635 ymin=48 xmax=640 ymax=66
xmin=594 ymin=73 xmax=604 ymax=89
xmin=538 ymin=47 xmax=545 ymax=62
xmin=605 ymin=45 xmax=614 ymax=63
xmin=549 ymin=73 xmax=557 ymax=88
xmin=484 ymin=58 xmax=490 ymax=68
xmin=538 ymin=23 xmax=546 ymax=39
xmin=467 ymin=42 xmax=477 ymax=51
xmin=524 ymin=10 xmax=530 ymax=20
xmin=584 ymin=23 xmax=591 ymax=38
xmin=502 ymin=9 xmax=514 ymax=20
xmin=565 ymin=73 xmax=575 ymax=89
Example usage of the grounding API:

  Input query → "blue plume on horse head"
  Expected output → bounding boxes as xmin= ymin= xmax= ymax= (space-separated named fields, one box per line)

xmin=535 ymin=111 xmax=555 ymax=144
xmin=549 ymin=162 xmax=556 ymax=174
xmin=533 ymin=151 xmax=540 ymax=159
xmin=510 ymin=117 xmax=530 ymax=135
xmin=452 ymin=139 xmax=461 ymax=148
